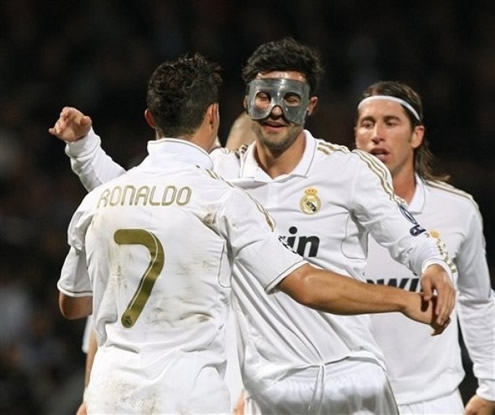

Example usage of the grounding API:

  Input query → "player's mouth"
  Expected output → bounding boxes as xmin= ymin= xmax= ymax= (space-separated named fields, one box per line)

xmin=261 ymin=120 xmax=287 ymax=132
xmin=370 ymin=147 xmax=389 ymax=162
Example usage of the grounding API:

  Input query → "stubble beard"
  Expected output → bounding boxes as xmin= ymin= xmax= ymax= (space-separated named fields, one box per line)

xmin=254 ymin=123 xmax=303 ymax=154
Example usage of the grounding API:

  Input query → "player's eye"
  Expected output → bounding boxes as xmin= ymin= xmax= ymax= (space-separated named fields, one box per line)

xmin=284 ymin=93 xmax=301 ymax=106
xmin=361 ymin=120 xmax=374 ymax=129
xmin=255 ymin=92 xmax=271 ymax=109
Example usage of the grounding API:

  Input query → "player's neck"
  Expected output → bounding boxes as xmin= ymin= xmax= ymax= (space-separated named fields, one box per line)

xmin=392 ymin=166 xmax=417 ymax=204
xmin=254 ymin=133 xmax=306 ymax=178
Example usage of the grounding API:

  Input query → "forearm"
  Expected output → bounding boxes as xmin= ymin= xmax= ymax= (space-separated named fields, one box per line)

xmin=59 ymin=293 xmax=92 ymax=319
xmin=280 ymin=265 xmax=445 ymax=330
xmin=281 ymin=265 xmax=412 ymax=315
xmin=66 ymin=129 xmax=126 ymax=191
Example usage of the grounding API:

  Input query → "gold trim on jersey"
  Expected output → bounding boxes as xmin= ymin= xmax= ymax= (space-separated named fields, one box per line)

xmin=300 ymin=187 xmax=321 ymax=215
xmin=353 ymin=150 xmax=404 ymax=204
xmin=203 ymin=168 xmax=275 ymax=231
xmin=249 ymin=195 xmax=276 ymax=231
xmin=426 ymin=180 xmax=477 ymax=205
xmin=316 ymin=141 xmax=350 ymax=155
xmin=427 ymin=231 xmax=457 ymax=274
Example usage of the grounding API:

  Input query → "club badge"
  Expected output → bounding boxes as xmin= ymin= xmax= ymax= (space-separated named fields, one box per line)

xmin=300 ymin=188 xmax=321 ymax=215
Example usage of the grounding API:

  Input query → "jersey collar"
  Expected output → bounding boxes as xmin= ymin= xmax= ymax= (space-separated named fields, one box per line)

xmin=146 ymin=138 xmax=213 ymax=169
xmin=239 ymin=130 xmax=317 ymax=181
xmin=407 ymin=174 xmax=426 ymax=213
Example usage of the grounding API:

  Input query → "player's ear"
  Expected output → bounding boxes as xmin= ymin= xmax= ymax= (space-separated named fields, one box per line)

xmin=144 ymin=109 xmax=156 ymax=129
xmin=207 ymin=103 xmax=219 ymax=128
xmin=307 ymin=96 xmax=318 ymax=116
xmin=411 ymin=125 xmax=425 ymax=149
xmin=243 ymin=96 xmax=248 ymax=110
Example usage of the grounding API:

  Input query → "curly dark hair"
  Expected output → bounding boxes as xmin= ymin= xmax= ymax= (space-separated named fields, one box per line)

xmin=242 ymin=37 xmax=324 ymax=96
xmin=358 ymin=81 xmax=449 ymax=182
xmin=147 ymin=53 xmax=222 ymax=138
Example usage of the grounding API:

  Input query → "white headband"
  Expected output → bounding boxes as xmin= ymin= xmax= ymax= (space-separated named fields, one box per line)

xmin=358 ymin=95 xmax=421 ymax=122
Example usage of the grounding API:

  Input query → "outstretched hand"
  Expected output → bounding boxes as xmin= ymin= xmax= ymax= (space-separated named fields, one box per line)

xmin=420 ymin=264 xmax=456 ymax=326
xmin=49 ymin=107 xmax=92 ymax=142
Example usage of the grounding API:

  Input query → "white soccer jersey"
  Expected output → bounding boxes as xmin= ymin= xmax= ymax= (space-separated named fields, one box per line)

xmin=365 ymin=177 xmax=495 ymax=405
xmin=58 ymin=138 xmax=305 ymax=414
xmin=66 ymin=129 xmax=454 ymax=408
xmin=211 ymin=132 xmax=454 ymax=398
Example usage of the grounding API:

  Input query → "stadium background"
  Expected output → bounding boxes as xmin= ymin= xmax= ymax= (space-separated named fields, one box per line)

xmin=1 ymin=1 xmax=493 ymax=413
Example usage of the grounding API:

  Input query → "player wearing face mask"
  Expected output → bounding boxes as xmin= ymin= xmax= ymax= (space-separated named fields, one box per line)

xmin=52 ymin=39 xmax=455 ymax=414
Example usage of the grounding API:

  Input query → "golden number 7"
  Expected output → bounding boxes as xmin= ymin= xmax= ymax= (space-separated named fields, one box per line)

xmin=114 ymin=229 xmax=165 ymax=328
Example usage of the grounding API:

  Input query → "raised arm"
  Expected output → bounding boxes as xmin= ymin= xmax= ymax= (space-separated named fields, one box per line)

xmin=49 ymin=107 xmax=126 ymax=191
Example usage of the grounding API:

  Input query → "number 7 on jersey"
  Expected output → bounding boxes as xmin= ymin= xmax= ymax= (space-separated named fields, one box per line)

xmin=114 ymin=229 xmax=165 ymax=328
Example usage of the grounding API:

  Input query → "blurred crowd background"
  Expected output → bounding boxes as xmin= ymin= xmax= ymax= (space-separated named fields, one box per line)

xmin=1 ymin=1 xmax=493 ymax=413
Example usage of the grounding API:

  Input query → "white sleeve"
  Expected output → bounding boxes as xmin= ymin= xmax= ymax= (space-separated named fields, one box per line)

xmin=57 ymin=193 xmax=96 ymax=297
xmin=210 ymin=147 xmax=242 ymax=180
xmin=455 ymin=206 xmax=495 ymax=401
xmin=65 ymin=128 xmax=126 ymax=191
xmin=216 ymin=188 xmax=307 ymax=292
xmin=350 ymin=150 xmax=453 ymax=277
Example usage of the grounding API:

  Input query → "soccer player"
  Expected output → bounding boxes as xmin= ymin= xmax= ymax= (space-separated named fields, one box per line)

xmin=355 ymin=81 xmax=495 ymax=415
xmin=52 ymin=38 xmax=455 ymax=414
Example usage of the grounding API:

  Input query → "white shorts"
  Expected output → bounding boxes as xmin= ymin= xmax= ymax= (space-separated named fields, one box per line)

xmin=87 ymin=346 xmax=230 ymax=414
xmin=245 ymin=357 xmax=399 ymax=415
xmin=398 ymin=389 xmax=464 ymax=415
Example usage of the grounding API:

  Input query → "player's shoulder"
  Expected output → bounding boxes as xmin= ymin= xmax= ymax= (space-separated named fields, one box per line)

xmin=210 ymin=146 xmax=243 ymax=179
xmin=196 ymin=165 xmax=238 ymax=194
xmin=424 ymin=180 xmax=479 ymax=212
xmin=210 ymin=145 xmax=248 ymax=159
xmin=314 ymin=138 xmax=352 ymax=158
xmin=313 ymin=139 xmax=376 ymax=165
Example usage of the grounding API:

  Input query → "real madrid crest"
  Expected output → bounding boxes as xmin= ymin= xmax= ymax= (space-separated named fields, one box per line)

xmin=300 ymin=188 xmax=321 ymax=215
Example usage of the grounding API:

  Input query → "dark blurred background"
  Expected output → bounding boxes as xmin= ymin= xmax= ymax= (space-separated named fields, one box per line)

xmin=1 ymin=1 xmax=493 ymax=413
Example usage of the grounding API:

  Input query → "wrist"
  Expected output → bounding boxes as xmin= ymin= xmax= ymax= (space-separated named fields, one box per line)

xmin=421 ymin=259 xmax=454 ymax=281
xmin=65 ymin=128 xmax=99 ymax=158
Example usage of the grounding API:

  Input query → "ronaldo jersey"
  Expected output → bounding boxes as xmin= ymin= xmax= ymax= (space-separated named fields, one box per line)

xmin=58 ymin=138 xmax=305 ymax=414
xmin=65 ymin=129 xmax=454 ymax=407
xmin=365 ymin=177 xmax=495 ymax=405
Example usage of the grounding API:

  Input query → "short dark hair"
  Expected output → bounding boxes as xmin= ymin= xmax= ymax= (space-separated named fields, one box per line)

xmin=147 ymin=53 xmax=222 ymax=138
xmin=359 ymin=81 xmax=448 ymax=182
xmin=242 ymin=37 xmax=324 ymax=97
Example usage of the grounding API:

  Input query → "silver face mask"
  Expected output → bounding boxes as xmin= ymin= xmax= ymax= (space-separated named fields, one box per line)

xmin=246 ymin=78 xmax=310 ymax=125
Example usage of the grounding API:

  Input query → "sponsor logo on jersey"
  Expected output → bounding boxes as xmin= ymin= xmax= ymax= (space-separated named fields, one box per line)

xmin=279 ymin=226 xmax=320 ymax=258
xmin=300 ymin=187 xmax=321 ymax=215
xmin=398 ymin=204 xmax=426 ymax=236
xmin=367 ymin=277 xmax=421 ymax=292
